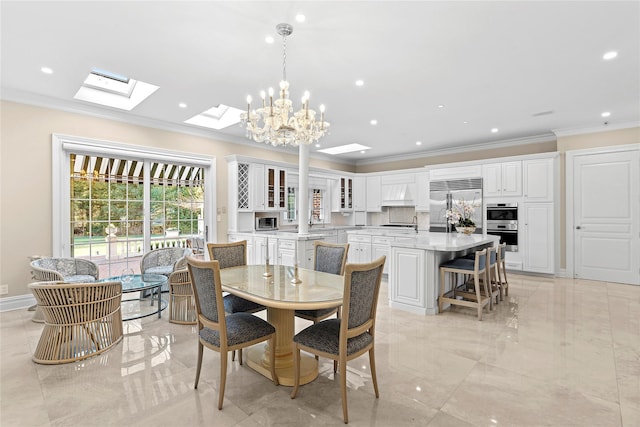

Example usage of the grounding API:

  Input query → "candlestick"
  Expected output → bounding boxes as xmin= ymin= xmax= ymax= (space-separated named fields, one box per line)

xmin=263 ymin=237 xmax=272 ymax=277
xmin=291 ymin=239 xmax=301 ymax=283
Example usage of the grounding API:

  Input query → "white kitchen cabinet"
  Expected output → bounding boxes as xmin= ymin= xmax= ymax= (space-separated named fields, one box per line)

xmin=265 ymin=165 xmax=287 ymax=210
xmin=228 ymin=233 xmax=254 ymax=264
xmin=337 ymin=229 xmax=348 ymax=243
xmin=371 ymin=235 xmax=393 ymax=274
xmin=430 ymin=165 xmax=482 ymax=181
xmin=523 ymin=158 xmax=554 ymax=202
xmin=483 ymin=161 xmax=522 ymax=197
xmin=366 ymin=175 xmax=382 ymax=212
xmin=332 ymin=176 xmax=353 ymax=212
xmin=415 ymin=172 xmax=430 ymax=211
xmin=389 ymin=246 xmax=425 ymax=309
xmin=522 ymin=202 xmax=554 ymax=273
xmin=277 ymin=239 xmax=297 ymax=267
xmin=254 ymin=236 xmax=277 ymax=264
xmin=347 ymin=234 xmax=371 ymax=263
xmin=353 ymin=176 xmax=366 ymax=211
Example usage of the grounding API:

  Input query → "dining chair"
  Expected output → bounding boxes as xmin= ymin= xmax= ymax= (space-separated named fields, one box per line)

xmin=291 ymin=256 xmax=386 ymax=424
xmin=207 ymin=240 xmax=266 ymax=362
xmin=294 ymin=241 xmax=349 ymax=323
xmin=186 ymin=256 xmax=278 ymax=410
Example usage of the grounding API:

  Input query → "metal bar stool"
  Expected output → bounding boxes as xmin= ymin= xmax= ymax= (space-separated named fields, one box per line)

xmin=438 ymin=249 xmax=491 ymax=320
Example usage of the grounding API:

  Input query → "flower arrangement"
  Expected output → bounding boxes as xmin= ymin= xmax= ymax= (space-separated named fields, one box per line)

xmin=445 ymin=199 xmax=477 ymax=227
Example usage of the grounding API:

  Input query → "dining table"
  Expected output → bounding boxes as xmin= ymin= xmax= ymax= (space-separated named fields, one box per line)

xmin=219 ymin=264 xmax=344 ymax=386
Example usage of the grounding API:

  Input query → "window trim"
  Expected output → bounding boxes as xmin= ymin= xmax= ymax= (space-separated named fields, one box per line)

xmin=52 ymin=133 xmax=216 ymax=257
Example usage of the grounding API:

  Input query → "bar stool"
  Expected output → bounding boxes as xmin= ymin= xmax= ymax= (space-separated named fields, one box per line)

xmin=496 ymin=243 xmax=509 ymax=300
xmin=439 ymin=249 xmax=491 ymax=320
xmin=463 ymin=246 xmax=500 ymax=309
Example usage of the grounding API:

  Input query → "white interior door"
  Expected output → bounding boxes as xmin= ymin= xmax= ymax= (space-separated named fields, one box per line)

xmin=572 ymin=149 xmax=639 ymax=285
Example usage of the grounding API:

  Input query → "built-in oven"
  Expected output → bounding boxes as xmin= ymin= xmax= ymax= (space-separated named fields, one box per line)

xmin=486 ymin=203 xmax=518 ymax=252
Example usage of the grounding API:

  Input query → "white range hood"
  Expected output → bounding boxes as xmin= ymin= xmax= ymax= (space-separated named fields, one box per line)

xmin=381 ymin=183 xmax=415 ymax=206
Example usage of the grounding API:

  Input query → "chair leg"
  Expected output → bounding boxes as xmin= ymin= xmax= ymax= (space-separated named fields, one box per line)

xmin=290 ymin=345 xmax=300 ymax=399
xmin=502 ymin=262 xmax=509 ymax=296
xmin=268 ymin=336 xmax=278 ymax=386
xmin=474 ymin=271 xmax=483 ymax=321
xmin=439 ymin=268 xmax=445 ymax=313
xmin=340 ymin=355 xmax=349 ymax=424
xmin=238 ymin=348 xmax=243 ymax=365
xmin=333 ymin=360 xmax=338 ymax=374
xmin=218 ymin=350 xmax=228 ymax=410
xmin=231 ymin=350 xmax=235 ymax=362
xmin=369 ymin=348 xmax=379 ymax=398
xmin=194 ymin=341 xmax=203 ymax=389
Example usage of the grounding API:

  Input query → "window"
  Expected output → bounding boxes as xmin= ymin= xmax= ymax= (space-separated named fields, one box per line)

xmin=54 ymin=135 xmax=215 ymax=278
xmin=310 ymin=189 xmax=325 ymax=224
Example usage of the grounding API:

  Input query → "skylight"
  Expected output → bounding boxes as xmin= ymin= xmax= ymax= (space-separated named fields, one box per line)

xmin=184 ymin=104 xmax=243 ymax=130
xmin=317 ymin=143 xmax=371 ymax=155
xmin=74 ymin=68 xmax=158 ymax=111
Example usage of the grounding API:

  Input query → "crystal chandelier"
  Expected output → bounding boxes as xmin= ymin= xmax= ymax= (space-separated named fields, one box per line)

xmin=240 ymin=23 xmax=330 ymax=147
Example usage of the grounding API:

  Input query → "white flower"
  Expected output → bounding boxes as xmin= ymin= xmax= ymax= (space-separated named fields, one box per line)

xmin=444 ymin=200 xmax=477 ymax=227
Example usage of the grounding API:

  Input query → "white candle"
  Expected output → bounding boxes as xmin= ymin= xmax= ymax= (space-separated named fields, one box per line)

xmin=265 ymin=237 xmax=269 ymax=263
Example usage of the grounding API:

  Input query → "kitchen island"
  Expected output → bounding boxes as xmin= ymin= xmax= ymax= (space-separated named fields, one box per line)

xmin=388 ymin=232 xmax=499 ymax=315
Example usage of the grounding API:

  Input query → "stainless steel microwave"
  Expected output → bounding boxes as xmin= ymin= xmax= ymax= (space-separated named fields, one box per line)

xmin=256 ymin=217 xmax=278 ymax=231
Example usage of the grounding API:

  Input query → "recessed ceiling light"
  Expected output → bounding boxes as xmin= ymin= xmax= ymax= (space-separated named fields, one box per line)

xmin=463 ymin=121 xmax=469 ymax=124
xmin=370 ymin=119 xmax=377 ymax=125
xmin=178 ymin=102 xmax=187 ymax=109
xmin=265 ymin=36 xmax=274 ymax=44
xmin=437 ymin=104 xmax=445 ymax=109
xmin=491 ymin=128 xmax=499 ymax=133
xmin=315 ymin=143 xmax=320 ymax=148
xmin=416 ymin=141 xmax=422 ymax=146
xmin=360 ymin=150 xmax=366 ymax=154
xmin=603 ymin=51 xmax=618 ymax=60
xmin=41 ymin=67 xmax=53 ymax=74
xmin=355 ymin=80 xmax=364 ymax=86
xmin=296 ymin=14 xmax=306 ymax=22
xmin=601 ymin=111 xmax=611 ymax=117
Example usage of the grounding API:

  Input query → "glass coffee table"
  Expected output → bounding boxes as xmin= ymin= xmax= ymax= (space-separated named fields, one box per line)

xmin=100 ymin=274 xmax=168 ymax=321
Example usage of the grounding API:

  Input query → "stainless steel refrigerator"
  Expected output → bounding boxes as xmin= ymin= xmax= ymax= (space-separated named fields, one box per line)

xmin=429 ymin=178 xmax=483 ymax=233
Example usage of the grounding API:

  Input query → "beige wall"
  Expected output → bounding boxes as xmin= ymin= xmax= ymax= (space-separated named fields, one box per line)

xmin=1 ymin=99 xmax=637 ymax=299
xmin=0 ymin=101 xmax=353 ymax=298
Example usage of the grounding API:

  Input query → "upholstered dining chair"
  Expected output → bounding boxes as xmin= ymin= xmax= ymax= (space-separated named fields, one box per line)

xmin=186 ymin=257 xmax=278 ymax=410
xmin=295 ymin=241 xmax=349 ymax=323
xmin=291 ymin=256 xmax=386 ymax=424
xmin=28 ymin=281 xmax=123 ymax=364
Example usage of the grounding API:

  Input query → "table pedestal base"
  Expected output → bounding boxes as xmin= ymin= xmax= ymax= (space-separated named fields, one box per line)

xmin=246 ymin=345 xmax=318 ymax=386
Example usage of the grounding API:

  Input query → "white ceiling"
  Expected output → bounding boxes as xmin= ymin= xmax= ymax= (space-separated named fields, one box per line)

xmin=2 ymin=1 xmax=639 ymax=164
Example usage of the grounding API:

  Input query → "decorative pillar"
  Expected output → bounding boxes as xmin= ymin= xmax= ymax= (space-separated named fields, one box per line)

xmin=298 ymin=143 xmax=310 ymax=235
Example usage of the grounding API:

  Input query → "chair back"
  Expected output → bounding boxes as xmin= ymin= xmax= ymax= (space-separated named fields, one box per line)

xmin=497 ymin=243 xmax=506 ymax=262
xmin=207 ymin=241 xmax=247 ymax=269
xmin=487 ymin=246 xmax=497 ymax=266
xmin=186 ymin=257 xmax=226 ymax=333
xmin=314 ymin=241 xmax=349 ymax=275
xmin=342 ymin=256 xmax=386 ymax=334
xmin=30 ymin=257 xmax=99 ymax=282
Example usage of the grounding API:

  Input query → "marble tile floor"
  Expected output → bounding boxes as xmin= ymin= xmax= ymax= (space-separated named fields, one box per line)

xmin=1 ymin=274 xmax=638 ymax=426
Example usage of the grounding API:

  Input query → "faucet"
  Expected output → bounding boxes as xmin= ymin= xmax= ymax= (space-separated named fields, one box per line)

xmin=412 ymin=215 xmax=418 ymax=233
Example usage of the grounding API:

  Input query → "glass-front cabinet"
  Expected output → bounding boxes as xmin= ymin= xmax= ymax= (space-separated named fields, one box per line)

xmin=266 ymin=166 xmax=286 ymax=210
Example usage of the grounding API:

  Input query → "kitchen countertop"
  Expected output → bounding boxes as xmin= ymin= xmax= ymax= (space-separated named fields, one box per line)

xmin=390 ymin=232 xmax=499 ymax=251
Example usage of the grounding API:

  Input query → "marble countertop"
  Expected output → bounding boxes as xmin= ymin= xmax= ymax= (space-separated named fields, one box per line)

xmin=390 ymin=232 xmax=499 ymax=251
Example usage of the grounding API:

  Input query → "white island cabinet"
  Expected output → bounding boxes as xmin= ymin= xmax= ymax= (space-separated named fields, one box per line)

xmin=389 ymin=233 xmax=499 ymax=315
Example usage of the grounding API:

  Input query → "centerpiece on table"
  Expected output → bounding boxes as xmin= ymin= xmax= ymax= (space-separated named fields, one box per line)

xmin=445 ymin=200 xmax=478 ymax=235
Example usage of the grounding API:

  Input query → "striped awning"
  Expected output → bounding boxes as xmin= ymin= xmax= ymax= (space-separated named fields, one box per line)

xmin=70 ymin=154 xmax=203 ymax=186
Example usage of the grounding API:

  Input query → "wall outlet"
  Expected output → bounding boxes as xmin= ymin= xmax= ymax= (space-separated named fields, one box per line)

xmin=0 ymin=284 xmax=8 ymax=295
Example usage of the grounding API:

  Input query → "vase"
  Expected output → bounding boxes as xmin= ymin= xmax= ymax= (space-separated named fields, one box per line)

xmin=456 ymin=226 xmax=476 ymax=235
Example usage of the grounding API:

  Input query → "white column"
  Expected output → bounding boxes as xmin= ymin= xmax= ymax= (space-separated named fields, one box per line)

xmin=298 ymin=143 xmax=309 ymax=235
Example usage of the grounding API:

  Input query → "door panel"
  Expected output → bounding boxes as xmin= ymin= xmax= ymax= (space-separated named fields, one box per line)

xmin=573 ymin=150 xmax=639 ymax=284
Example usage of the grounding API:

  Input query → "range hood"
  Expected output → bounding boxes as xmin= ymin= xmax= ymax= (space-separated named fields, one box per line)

xmin=381 ymin=184 xmax=415 ymax=206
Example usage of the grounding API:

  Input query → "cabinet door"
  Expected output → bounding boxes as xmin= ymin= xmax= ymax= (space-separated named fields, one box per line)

xmin=366 ymin=176 xmax=382 ymax=212
xmin=279 ymin=249 xmax=296 ymax=267
xmin=251 ymin=164 xmax=265 ymax=210
xmin=372 ymin=244 xmax=390 ymax=274
xmin=523 ymin=158 xmax=554 ymax=202
xmin=266 ymin=167 xmax=276 ymax=209
xmin=522 ymin=203 xmax=554 ymax=273
xmin=482 ymin=163 xmax=502 ymax=197
xmin=353 ymin=177 xmax=366 ymax=210
xmin=390 ymin=247 xmax=425 ymax=308
xmin=278 ymin=169 xmax=286 ymax=209
xmin=501 ymin=161 xmax=522 ymax=196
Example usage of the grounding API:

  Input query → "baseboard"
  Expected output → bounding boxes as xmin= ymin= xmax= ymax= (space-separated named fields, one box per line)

xmin=0 ymin=293 xmax=36 ymax=312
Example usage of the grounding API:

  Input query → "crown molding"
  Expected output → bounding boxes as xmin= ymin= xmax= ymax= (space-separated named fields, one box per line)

xmin=354 ymin=133 xmax=557 ymax=166
xmin=552 ymin=121 xmax=640 ymax=137
xmin=1 ymin=89 xmax=356 ymax=166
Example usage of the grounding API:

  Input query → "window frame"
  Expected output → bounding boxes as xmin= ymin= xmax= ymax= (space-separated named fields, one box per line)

xmin=52 ymin=133 xmax=216 ymax=257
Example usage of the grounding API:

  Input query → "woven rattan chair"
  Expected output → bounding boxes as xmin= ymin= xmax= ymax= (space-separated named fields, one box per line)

xmin=186 ymin=257 xmax=278 ymax=410
xmin=168 ymin=269 xmax=196 ymax=324
xmin=295 ymin=241 xmax=349 ymax=323
xmin=28 ymin=281 xmax=123 ymax=364
xmin=291 ymin=256 xmax=386 ymax=424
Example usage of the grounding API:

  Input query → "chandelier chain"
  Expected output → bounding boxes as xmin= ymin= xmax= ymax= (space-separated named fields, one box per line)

xmin=282 ymin=32 xmax=287 ymax=82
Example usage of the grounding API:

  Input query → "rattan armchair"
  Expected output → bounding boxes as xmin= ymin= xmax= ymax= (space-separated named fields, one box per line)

xmin=28 ymin=281 xmax=123 ymax=364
